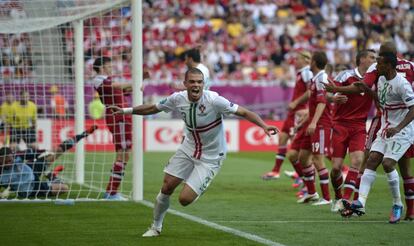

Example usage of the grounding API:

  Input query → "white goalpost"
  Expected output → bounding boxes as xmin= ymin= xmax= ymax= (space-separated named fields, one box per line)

xmin=0 ymin=0 xmax=143 ymax=202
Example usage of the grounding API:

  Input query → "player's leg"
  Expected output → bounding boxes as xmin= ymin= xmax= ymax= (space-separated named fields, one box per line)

xmin=262 ymin=114 xmax=293 ymax=180
xmin=286 ymin=149 xmax=304 ymax=189
xmin=383 ymin=157 xmax=404 ymax=223
xmin=381 ymin=138 xmax=412 ymax=223
xmin=343 ymin=151 xmax=364 ymax=201
xmin=345 ymin=137 xmax=385 ymax=216
xmin=143 ymin=150 xmax=194 ymax=237
xmin=330 ymin=124 xmax=348 ymax=205
xmin=105 ymin=120 xmax=132 ymax=200
xmin=399 ymin=148 xmax=414 ymax=220
xmin=310 ymin=128 xmax=331 ymax=205
xmin=287 ymin=127 xmax=307 ymax=189
xmin=342 ymin=127 xmax=366 ymax=202
xmin=312 ymin=154 xmax=331 ymax=205
xmin=179 ymin=159 xmax=222 ymax=206
xmin=49 ymin=181 xmax=69 ymax=195
xmin=297 ymin=147 xmax=318 ymax=203
xmin=43 ymin=125 xmax=98 ymax=163
xmin=354 ymin=117 xmax=381 ymax=201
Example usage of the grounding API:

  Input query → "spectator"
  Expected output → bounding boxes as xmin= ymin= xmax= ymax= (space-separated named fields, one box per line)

xmin=50 ymin=85 xmax=68 ymax=119
xmin=0 ymin=92 xmax=15 ymax=145
xmin=10 ymin=90 xmax=37 ymax=150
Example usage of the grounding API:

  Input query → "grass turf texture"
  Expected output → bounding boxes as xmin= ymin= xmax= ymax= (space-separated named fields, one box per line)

xmin=1 ymin=151 xmax=413 ymax=246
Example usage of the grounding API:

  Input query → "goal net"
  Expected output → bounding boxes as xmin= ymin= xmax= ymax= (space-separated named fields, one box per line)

xmin=0 ymin=0 xmax=138 ymax=201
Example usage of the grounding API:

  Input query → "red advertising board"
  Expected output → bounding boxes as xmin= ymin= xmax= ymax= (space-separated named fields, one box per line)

xmin=239 ymin=120 xmax=284 ymax=151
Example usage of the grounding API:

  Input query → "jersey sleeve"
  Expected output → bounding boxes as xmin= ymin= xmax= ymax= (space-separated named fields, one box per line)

xmin=301 ymin=69 xmax=313 ymax=84
xmin=155 ymin=93 xmax=179 ymax=113
xmin=212 ymin=96 xmax=239 ymax=115
xmin=399 ymin=80 xmax=414 ymax=108
xmin=315 ymin=74 xmax=328 ymax=104
xmin=363 ymin=63 xmax=378 ymax=88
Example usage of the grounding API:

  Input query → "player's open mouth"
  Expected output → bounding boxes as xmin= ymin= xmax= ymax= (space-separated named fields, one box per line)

xmin=191 ymin=88 xmax=200 ymax=96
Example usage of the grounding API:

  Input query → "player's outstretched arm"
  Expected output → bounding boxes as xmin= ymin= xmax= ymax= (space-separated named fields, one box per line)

xmin=386 ymin=106 xmax=414 ymax=138
xmin=325 ymin=80 xmax=364 ymax=94
xmin=234 ymin=106 xmax=279 ymax=137
xmin=107 ymin=104 xmax=161 ymax=115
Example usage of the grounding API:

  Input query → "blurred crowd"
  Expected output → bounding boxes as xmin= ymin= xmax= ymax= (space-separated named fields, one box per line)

xmin=1 ymin=0 xmax=414 ymax=86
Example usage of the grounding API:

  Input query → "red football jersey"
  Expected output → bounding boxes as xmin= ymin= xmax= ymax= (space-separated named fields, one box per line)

xmin=93 ymin=75 xmax=130 ymax=122
xmin=308 ymin=70 xmax=331 ymax=127
xmin=333 ymin=68 xmax=372 ymax=124
xmin=291 ymin=66 xmax=313 ymax=111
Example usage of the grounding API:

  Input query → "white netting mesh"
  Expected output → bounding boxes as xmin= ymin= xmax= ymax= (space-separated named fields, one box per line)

xmin=0 ymin=0 xmax=135 ymax=201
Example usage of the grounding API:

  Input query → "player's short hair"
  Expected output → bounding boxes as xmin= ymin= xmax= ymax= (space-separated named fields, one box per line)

xmin=93 ymin=57 xmax=111 ymax=73
xmin=184 ymin=48 xmax=201 ymax=63
xmin=379 ymin=51 xmax=398 ymax=68
xmin=356 ymin=49 xmax=376 ymax=66
xmin=379 ymin=41 xmax=397 ymax=55
xmin=298 ymin=50 xmax=311 ymax=61
xmin=312 ymin=51 xmax=328 ymax=70
xmin=184 ymin=67 xmax=204 ymax=81
xmin=0 ymin=147 xmax=13 ymax=157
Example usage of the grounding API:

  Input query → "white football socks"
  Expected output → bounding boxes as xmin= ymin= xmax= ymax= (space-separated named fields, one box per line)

xmin=153 ymin=192 xmax=170 ymax=230
xmin=358 ymin=169 xmax=377 ymax=207
xmin=386 ymin=169 xmax=403 ymax=206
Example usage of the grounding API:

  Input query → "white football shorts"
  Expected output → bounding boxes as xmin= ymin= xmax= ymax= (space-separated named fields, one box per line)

xmin=164 ymin=149 xmax=222 ymax=196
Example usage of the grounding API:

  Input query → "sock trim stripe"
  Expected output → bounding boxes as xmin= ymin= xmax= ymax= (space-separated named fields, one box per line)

xmin=344 ymin=184 xmax=355 ymax=189
xmin=403 ymin=179 xmax=414 ymax=184
xmin=319 ymin=180 xmax=330 ymax=184
xmin=318 ymin=168 xmax=329 ymax=176
xmin=110 ymin=173 xmax=123 ymax=179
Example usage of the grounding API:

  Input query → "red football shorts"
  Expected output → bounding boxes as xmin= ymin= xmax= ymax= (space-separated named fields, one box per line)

xmin=300 ymin=126 xmax=331 ymax=155
xmin=281 ymin=111 xmax=295 ymax=136
xmin=105 ymin=115 xmax=133 ymax=151
xmin=331 ymin=122 xmax=366 ymax=158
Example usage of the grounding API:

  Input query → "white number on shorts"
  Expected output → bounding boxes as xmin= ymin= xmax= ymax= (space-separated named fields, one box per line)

xmin=312 ymin=142 xmax=320 ymax=153
xmin=391 ymin=141 xmax=402 ymax=153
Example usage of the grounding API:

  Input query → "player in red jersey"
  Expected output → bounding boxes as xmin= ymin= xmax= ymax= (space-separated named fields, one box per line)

xmin=329 ymin=50 xmax=376 ymax=212
xmin=326 ymin=41 xmax=414 ymax=220
xmin=296 ymin=51 xmax=333 ymax=205
xmin=92 ymin=57 xmax=135 ymax=200
xmin=262 ymin=51 xmax=313 ymax=180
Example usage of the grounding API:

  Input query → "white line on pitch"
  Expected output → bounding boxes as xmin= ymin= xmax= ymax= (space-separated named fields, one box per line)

xmin=139 ymin=200 xmax=285 ymax=246
xmin=64 ymin=178 xmax=285 ymax=246
xmin=214 ymin=220 xmax=388 ymax=224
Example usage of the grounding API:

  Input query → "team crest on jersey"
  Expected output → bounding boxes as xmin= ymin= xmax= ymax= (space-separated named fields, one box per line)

xmin=199 ymin=104 xmax=206 ymax=115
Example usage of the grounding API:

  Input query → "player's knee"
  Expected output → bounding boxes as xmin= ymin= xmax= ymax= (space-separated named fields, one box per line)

xmin=178 ymin=195 xmax=194 ymax=207
xmin=160 ymin=185 xmax=174 ymax=195
xmin=383 ymin=159 xmax=396 ymax=173
xmin=286 ymin=151 xmax=298 ymax=163
xmin=330 ymin=166 xmax=341 ymax=176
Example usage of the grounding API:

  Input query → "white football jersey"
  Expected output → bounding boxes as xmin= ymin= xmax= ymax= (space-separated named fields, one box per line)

xmin=156 ymin=90 xmax=238 ymax=162
xmin=377 ymin=73 xmax=414 ymax=137
xmin=196 ymin=63 xmax=211 ymax=90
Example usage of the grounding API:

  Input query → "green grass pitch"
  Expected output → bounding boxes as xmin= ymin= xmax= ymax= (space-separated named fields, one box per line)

xmin=1 ymin=151 xmax=413 ymax=246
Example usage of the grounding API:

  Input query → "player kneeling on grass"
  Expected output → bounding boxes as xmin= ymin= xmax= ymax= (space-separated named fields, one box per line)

xmin=108 ymin=67 xmax=279 ymax=237
xmin=0 ymin=125 xmax=97 ymax=198
xmin=341 ymin=52 xmax=414 ymax=224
